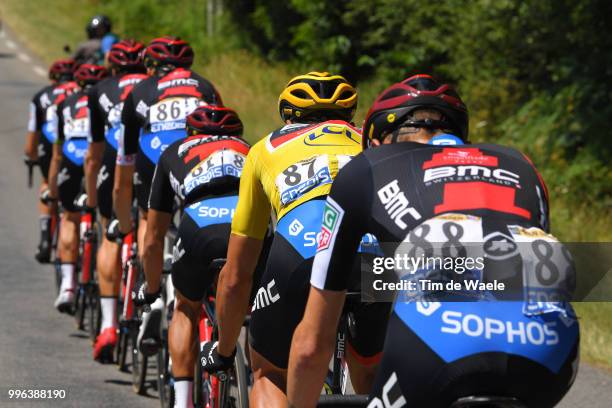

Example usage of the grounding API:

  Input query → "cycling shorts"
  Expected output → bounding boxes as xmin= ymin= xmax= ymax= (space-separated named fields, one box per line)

xmin=368 ymin=302 xmax=579 ymax=408
xmin=58 ymin=140 xmax=88 ymax=213
xmin=171 ymin=196 xmax=237 ymax=302
xmin=96 ymin=145 xmax=116 ymax=219
xmin=37 ymin=134 xmax=52 ymax=180
xmin=248 ymin=198 xmax=389 ymax=369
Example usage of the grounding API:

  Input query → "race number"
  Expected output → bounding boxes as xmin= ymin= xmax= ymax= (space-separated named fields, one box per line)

xmin=509 ymin=226 xmax=575 ymax=314
xmin=149 ymin=97 xmax=205 ymax=132
xmin=276 ymin=155 xmax=333 ymax=205
xmin=64 ymin=117 xmax=89 ymax=139
xmin=183 ymin=149 xmax=246 ymax=194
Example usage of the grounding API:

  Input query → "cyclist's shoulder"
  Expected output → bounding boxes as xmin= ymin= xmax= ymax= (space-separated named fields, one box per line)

xmin=470 ymin=142 xmax=531 ymax=162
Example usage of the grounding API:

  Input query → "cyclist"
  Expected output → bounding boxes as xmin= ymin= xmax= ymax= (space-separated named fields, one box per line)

xmin=113 ymin=36 xmax=222 ymax=351
xmin=287 ymin=75 xmax=579 ymax=407
xmin=47 ymin=64 xmax=108 ymax=312
xmin=135 ymin=106 xmax=251 ymax=408
xmin=201 ymin=72 xmax=388 ymax=406
xmin=25 ymin=59 xmax=77 ymax=263
xmin=85 ymin=40 xmax=148 ymax=361
xmin=74 ymin=15 xmax=119 ymax=65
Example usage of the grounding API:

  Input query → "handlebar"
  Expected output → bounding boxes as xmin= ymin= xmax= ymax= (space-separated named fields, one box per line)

xmin=24 ymin=157 xmax=38 ymax=188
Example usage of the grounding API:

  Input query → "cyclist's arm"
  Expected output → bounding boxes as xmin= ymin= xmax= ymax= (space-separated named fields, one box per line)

xmin=143 ymin=158 xmax=173 ymax=293
xmin=143 ymin=209 xmax=170 ymax=293
xmin=288 ymin=155 xmax=373 ymax=407
xmin=113 ymin=93 xmax=139 ymax=234
xmin=84 ymin=89 xmax=104 ymax=208
xmin=48 ymin=106 xmax=66 ymax=199
xmin=24 ymin=100 xmax=41 ymax=160
xmin=217 ymin=147 xmax=269 ymax=356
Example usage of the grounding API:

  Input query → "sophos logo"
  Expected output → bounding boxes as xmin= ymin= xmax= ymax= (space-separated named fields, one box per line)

xmin=441 ymin=311 xmax=559 ymax=346
xmin=251 ymin=280 xmax=280 ymax=312
xmin=198 ymin=206 xmax=235 ymax=218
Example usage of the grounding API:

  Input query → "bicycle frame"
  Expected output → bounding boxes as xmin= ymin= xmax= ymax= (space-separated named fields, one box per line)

xmin=120 ymin=231 xmax=138 ymax=322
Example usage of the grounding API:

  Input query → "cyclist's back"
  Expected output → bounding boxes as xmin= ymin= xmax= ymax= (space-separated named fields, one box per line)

xmin=309 ymin=75 xmax=579 ymax=407
xmin=119 ymin=37 xmax=222 ymax=211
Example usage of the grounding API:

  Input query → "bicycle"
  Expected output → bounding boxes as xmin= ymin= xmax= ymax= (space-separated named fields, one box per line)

xmin=73 ymin=194 xmax=100 ymax=341
xmin=193 ymin=258 xmax=249 ymax=408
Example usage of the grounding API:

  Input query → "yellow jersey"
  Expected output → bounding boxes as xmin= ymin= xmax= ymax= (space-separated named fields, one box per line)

xmin=232 ymin=120 xmax=363 ymax=239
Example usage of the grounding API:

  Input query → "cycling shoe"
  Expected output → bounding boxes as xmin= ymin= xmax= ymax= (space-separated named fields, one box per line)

xmin=93 ymin=327 xmax=117 ymax=363
xmin=35 ymin=242 xmax=51 ymax=264
xmin=137 ymin=297 xmax=163 ymax=356
xmin=54 ymin=288 xmax=74 ymax=314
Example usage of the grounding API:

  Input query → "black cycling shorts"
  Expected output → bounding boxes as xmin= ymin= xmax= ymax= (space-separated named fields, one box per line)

xmin=171 ymin=213 xmax=231 ymax=302
xmin=248 ymin=231 xmax=388 ymax=369
xmin=135 ymin=149 xmax=156 ymax=212
xmin=368 ymin=311 xmax=579 ymax=408
xmin=38 ymin=135 xmax=52 ymax=180
xmin=96 ymin=146 xmax=116 ymax=219
xmin=58 ymin=156 xmax=83 ymax=213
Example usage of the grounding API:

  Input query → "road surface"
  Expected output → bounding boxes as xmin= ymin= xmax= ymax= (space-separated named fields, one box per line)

xmin=0 ymin=24 xmax=610 ymax=408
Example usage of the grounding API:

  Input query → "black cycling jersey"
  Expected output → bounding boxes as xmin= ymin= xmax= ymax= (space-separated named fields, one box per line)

xmin=89 ymin=72 xmax=148 ymax=145
xmin=28 ymin=84 xmax=55 ymax=133
xmin=118 ymin=68 xmax=222 ymax=165
xmin=57 ymin=89 xmax=92 ymax=143
xmin=312 ymin=142 xmax=550 ymax=292
xmin=148 ymin=134 xmax=251 ymax=213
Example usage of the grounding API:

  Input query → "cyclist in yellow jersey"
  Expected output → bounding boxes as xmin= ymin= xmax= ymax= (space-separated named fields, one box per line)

xmin=200 ymin=72 xmax=390 ymax=406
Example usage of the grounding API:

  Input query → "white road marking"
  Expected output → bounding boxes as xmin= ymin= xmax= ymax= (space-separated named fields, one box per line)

xmin=18 ymin=53 xmax=31 ymax=63
xmin=33 ymin=66 xmax=47 ymax=77
xmin=6 ymin=40 xmax=17 ymax=49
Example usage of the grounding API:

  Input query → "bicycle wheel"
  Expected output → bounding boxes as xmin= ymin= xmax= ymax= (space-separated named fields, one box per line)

xmin=219 ymin=343 xmax=249 ymax=408
xmin=132 ymin=329 xmax=148 ymax=394
xmin=116 ymin=325 xmax=129 ymax=372
xmin=157 ymin=333 xmax=174 ymax=408
xmin=74 ymin=285 xmax=86 ymax=328
xmin=88 ymin=285 xmax=101 ymax=342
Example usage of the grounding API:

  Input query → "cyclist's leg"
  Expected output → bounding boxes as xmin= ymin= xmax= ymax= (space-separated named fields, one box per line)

xmin=170 ymin=213 xmax=230 ymax=408
xmin=248 ymin=232 xmax=311 ymax=407
xmin=35 ymin=138 xmax=53 ymax=262
xmin=169 ymin=290 xmax=199 ymax=408
xmin=94 ymin=147 xmax=122 ymax=358
xmin=55 ymin=158 xmax=83 ymax=310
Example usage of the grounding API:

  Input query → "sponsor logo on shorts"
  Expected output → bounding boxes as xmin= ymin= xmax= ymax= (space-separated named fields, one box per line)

xmin=483 ymin=231 xmax=518 ymax=260
xmin=251 ymin=279 xmax=280 ymax=312
xmin=367 ymin=372 xmax=406 ymax=408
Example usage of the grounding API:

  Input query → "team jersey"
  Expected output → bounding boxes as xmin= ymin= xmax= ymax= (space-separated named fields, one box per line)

xmin=89 ymin=72 xmax=148 ymax=149
xmin=30 ymin=81 xmax=79 ymax=143
xmin=311 ymin=142 xmax=555 ymax=292
xmin=231 ymin=120 xmax=363 ymax=239
xmin=148 ymin=134 xmax=251 ymax=213
xmin=57 ymin=89 xmax=92 ymax=166
xmin=118 ymin=68 xmax=222 ymax=166
xmin=28 ymin=84 xmax=54 ymax=133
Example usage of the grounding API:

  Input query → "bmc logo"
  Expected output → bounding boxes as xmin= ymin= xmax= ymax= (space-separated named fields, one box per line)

xmin=366 ymin=372 xmax=406 ymax=408
xmin=377 ymin=180 xmax=421 ymax=230
xmin=251 ymin=280 xmax=280 ymax=312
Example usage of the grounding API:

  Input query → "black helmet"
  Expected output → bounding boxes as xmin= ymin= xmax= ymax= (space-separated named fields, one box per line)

xmin=86 ymin=15 xmax=111 ymax=39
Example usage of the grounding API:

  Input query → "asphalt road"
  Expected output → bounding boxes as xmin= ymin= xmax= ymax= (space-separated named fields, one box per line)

xmin=0 ymin=26 xmax=610 ymax=408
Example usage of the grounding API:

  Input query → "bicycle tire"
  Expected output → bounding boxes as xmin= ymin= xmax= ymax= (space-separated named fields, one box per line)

xmin=117 ymin=326 xmax=129 ymax=372
xmin=223 ymin=343 xmax=249 ymax=408
xmin=132 ymin=329 xmax=148 ymax=395
xmin=88 ymin=285 xmax=101 ymax=342
xmin=74 ymin=285 xmax=86 ymax=328
xmin=157 ymin=332 xmax=174 ymax=408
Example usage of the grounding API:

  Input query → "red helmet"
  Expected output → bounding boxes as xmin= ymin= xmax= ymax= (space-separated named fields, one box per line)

xmin=108 ymin=39 xmax=145 ymax=70
xmin=186 ymin=106 xmax=243 ymax=136
xmin=363 ymin=74 xmax=468 ymax=148
xmin=144 ymin=36 xmax=194 ymax=69
xmin=74 ymin=64 xmax=108 ymax=87
xmin=49 ymin=59 xmax=76 ymax=81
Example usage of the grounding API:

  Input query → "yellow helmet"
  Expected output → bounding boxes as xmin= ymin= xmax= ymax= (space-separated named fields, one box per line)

xmin=278 ymin=72 xmax=358 ymax=122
